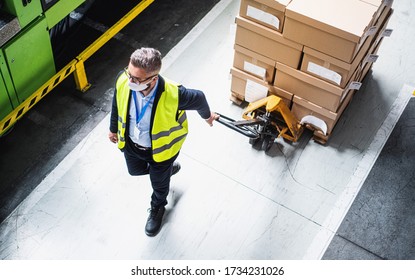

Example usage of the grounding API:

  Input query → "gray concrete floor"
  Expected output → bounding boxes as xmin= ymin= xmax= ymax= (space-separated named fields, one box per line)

xmin=0 ymin=0 xmax=414 ymax=260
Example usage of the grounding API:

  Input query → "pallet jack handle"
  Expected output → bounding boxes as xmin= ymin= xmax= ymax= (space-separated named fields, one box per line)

xmin=215 ymin=112 xmax=259 ymax=139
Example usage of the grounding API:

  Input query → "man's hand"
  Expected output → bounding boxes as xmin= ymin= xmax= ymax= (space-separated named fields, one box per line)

xmin=205 ymin=112 xmax=220 ymax=127
xmin=108 ymin=132 xmax=118 ymax=143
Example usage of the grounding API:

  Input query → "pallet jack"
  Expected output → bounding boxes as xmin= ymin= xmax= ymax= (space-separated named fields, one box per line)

xmin=216 ymin=95 xmax=327 ymax=151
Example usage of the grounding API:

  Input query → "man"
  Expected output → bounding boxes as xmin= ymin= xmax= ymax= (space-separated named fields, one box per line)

xmin=108 ymin=47 xmax=218 ymax=236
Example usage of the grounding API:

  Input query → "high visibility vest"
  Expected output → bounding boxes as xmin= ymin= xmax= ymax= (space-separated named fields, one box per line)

xmin=115 ymin=73 xmax=188 ymax=162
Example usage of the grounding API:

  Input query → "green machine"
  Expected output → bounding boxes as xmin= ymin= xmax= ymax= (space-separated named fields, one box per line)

xmin=0 ymin=0 xmax=85 ymax=122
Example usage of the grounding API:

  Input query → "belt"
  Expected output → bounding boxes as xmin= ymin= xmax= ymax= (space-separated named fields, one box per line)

xmin=133 ymin=143 xmax=151 ymax=151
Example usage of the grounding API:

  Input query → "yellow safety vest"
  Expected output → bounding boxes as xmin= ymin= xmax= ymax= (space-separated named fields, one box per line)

xmin=115 ymin=73 xmax=188 ymax=162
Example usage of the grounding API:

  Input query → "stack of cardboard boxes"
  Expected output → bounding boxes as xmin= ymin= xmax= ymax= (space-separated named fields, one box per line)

xmin=230 ymin=0 xmax=393 ymax=141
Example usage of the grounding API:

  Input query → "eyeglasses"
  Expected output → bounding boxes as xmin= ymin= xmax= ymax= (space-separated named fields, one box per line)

xmin=124 ymin=67 xmax=157 ymax=84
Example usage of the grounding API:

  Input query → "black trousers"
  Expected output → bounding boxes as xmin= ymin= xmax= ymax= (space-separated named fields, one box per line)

xmin=124 ymin=138 xmax=178 ymax=208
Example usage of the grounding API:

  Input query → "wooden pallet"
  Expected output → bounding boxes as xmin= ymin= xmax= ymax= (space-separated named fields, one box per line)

xmin=230 ymin=92 xmax=244 ymax=105
xmin=312 ymin=130 xmax=329 ymax=145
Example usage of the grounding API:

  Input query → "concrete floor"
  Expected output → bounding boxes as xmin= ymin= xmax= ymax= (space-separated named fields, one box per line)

xmin=0 ymin=0 xmax=414 ymax=260
xmin=323 ymin=97 xmax=415 ymax=260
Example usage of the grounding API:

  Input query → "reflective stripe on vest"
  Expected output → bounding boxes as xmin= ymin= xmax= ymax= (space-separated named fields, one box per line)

xmin=151 ymin=80 xmax=188 ymax=162
xmin=115 ymin=73 xmax=130 ymax=149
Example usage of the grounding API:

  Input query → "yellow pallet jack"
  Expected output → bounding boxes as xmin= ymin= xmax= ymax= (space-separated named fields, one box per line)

xmin=216 ymin=95 xmax=327 ymax=151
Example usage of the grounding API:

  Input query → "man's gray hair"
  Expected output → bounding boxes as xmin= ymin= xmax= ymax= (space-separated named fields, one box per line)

xmin=130 ymin=47 xmax=162 ymax=74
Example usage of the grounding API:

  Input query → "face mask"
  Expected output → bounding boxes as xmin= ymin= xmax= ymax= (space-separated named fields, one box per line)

xmin=128 ymin=81 xmax=149 ymax=92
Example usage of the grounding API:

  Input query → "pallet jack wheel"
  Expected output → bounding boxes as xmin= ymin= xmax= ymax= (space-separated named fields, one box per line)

xmin=249 ymin=137 xmax=258 ymax=146
xmin=261 ymin=136 xmax=274 ymax=151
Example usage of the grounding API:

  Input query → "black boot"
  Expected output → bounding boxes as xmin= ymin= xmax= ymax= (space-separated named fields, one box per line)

xmin=145 ymin=206 xmax=165 ymax=236
xmin=171 ymin=161 xmax=181 ymax=176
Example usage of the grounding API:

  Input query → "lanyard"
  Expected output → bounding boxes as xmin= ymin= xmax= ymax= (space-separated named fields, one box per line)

xmin=132 ymin=90 xmax=156 ymax=124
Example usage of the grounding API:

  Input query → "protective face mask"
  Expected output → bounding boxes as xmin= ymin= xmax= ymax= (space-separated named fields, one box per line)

xmin=128 ymin=81 xmax=149 ymax=92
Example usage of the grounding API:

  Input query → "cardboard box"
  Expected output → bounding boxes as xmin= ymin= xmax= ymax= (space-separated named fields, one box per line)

xmin=230 ymin=67 xmax=293 ymax=106
xmin=231 ymin=67 xmax=270 ymax=103
xmin=360 ymin=0 xmax=393 ymax=27
xmin=239 ymin=0 xmax=292 ymax=32
xmin=299 ymin=7 xmax=392 ymax=88
xmin=291 ymin=89 xmax=354 ymax=135
xmin=274 ymin=62 xmax=357 ymax=112
xmin=233 ymin=44 xmax=276 ymax=83
xmin=235 ymin=16 xmax=303 ymax=69
xmin=301 ymin=46 xmax=363 ymax=88
xmin=283 ymin=0 xmax=378 ymax=63
xmin=357 ymin=8 xmax=393 ymax=81
xmin=358 ymin=36 xmax=384 ymax=82
xmin=269 ymin=86 xmax=293 ymax=107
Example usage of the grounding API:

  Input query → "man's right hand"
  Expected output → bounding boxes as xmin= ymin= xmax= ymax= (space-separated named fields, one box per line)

xmin=108 ymin=132 xmax=118 ymax=143
xmin=205 ymin=112 xmax=220 ymax=127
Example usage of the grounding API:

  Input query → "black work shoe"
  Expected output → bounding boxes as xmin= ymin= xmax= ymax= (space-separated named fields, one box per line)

xmin=145 ymin=206 xmax=165 ymax=236
xmin=171 ymin=162 xmax=181 ymax=176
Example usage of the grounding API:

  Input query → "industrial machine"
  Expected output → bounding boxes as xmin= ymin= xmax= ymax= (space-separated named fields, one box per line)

xmin=0 ymin=0 xmax=91 ymax=133
xmin=216 ymin=95 xmax=327 ymax=151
